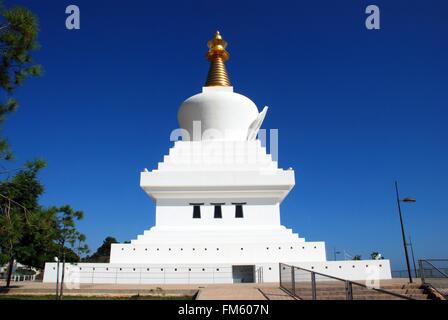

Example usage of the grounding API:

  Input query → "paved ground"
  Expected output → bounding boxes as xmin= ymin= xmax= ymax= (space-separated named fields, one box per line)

xmin=0 ymin=279 xmax=417 ymax=300
xmin=258 ymin=287 xmax=296 ymax=300
xmin=0 ymin=281 xmax=278 ymax=300
xmin=196 ymin=284 xmax=269 ymax=300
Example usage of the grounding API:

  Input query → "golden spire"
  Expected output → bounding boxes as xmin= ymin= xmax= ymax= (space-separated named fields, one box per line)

xmin=204 ymin=31 xmax=232 ymax=87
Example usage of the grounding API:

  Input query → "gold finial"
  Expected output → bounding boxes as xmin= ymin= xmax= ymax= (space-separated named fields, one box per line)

xmin=204 ymin=31 xmax=232 ymax=87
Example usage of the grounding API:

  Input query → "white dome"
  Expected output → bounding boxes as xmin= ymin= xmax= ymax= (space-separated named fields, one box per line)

xmin=178 ymin=87 xmax=259 ymax=141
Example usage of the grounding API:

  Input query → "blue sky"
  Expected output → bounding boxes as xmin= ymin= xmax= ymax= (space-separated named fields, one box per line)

xmin=3 ymin=0 xmax=447 ymax=270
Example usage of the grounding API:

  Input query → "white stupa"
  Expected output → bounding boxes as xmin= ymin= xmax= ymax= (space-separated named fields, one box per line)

xmin=43 ymin=32 xmax=391 ymax=284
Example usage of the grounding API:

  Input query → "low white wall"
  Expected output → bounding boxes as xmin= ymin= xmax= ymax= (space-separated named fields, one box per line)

xmin=43 ymin=260 xmax=391 ymax=285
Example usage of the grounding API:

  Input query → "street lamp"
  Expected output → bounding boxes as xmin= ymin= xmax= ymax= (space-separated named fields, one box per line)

xmin=333 ymin=247 xmax=341 ymax=261
xmin=394 ymin=181 xmax=416 ymax=283
xmin=54 ymin=256 xmax=59 ymax=299
xmin=407 ymin=236 xmax=418 ymax=278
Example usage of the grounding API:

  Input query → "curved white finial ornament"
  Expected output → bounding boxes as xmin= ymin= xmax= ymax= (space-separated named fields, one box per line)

xmin=247 ymin=106 xmax=268 ymax=141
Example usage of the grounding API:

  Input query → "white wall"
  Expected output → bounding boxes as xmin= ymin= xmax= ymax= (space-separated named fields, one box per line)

xmin=155 ymin=204 xmax=280 ymax=227
xmin=43 ymin=260 xmax=391 ymax=284
xmin=110 ymin=240 xmax=326 ymax=264
xmin=140 ymin=140 xmax=295 ymax=206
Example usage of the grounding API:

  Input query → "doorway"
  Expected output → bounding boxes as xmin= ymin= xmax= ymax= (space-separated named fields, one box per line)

xmin=232 ymin=265 xmax=255 ymax=283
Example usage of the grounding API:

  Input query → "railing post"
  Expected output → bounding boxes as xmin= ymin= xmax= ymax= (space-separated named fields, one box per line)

xmin=419 ymin=260 xmax=425 ymax=284
xmin=311 ymin=272 xmax=317 ymax=300
xmin=278 ymin=264 xmax=281 ymax=287
xmin=345 ymin=281 xmax=353 ymax=300
xmin=279 ymin=263 xmax=282 ymax=288
xmin=291 ymin=266 xmax=296 ymax=297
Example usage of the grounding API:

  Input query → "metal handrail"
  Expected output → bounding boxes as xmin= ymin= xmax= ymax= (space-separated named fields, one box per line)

xmin=419 ymin=259 xmax=448 ymax=262
xmin=419 ymin=259 xmax=448 ymax=298
xmin=419 ymin=259 xmax=448 ymax=280
xmin=280 ymin=263 xmax=414 ymax=300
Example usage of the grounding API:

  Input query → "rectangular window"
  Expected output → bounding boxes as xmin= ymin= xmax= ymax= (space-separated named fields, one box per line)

xmin=190 ymin=203 xmax=203 ymax=219
xmin=212 ymin=203 xmax=224 ymax=218
xmin=232 ymin=203 xmax=246 ymax=218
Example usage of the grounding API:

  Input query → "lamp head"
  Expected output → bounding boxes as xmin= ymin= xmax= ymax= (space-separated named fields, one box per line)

xmin=402 ymin=197 xmax=416 ymax=203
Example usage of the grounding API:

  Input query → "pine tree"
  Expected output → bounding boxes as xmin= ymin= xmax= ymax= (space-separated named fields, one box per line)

xmin=0 ymin=2 xmax=42 ymax=160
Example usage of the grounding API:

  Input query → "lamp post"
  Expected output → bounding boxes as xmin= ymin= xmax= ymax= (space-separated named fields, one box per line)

xmin=408 ymin=236 xmax=418 ymax=278
xmin=54 ymin=256 xmax=59 ymax=299
xmin=333 ymin=247 xmax=341 ymax=261
xmin=394 ymin=181 xmax=416 ymax=283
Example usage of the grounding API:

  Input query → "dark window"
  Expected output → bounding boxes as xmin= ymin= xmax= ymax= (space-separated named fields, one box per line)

xmin=212 ymin=203 xmax=224 ymax=218
xmin=190 ymin=203 xmax=204 ymax=218
xmin=193 ymin=205 xmax=201 ymax=218
xmin=232 ymin=203 xmax=246 ymax=218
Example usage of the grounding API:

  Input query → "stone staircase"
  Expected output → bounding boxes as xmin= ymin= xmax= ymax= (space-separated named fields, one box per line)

xmin=263 ymin=281 xmax=433 ymax=300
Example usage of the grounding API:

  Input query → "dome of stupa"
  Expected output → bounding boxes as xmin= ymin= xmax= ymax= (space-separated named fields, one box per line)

xmin=177 ymin=31 xmax=260 ymax=141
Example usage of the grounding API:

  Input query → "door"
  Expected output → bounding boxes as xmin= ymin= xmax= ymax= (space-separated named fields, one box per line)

xmin=232 ymin=265 xmax=255 ymax=283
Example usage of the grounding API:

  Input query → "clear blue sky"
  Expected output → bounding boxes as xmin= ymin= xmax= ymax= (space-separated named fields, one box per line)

xmin=4 ymin=0 xmax=447 ymax=270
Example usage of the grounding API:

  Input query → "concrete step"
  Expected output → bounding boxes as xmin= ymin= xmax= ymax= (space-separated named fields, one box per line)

xmin=292 ymin=288 xmax=425 ymax=295
xmin=288 ymin=283 xmax=431 ymax=300
xmin=295 ymin=293 xmax=429 ymax=300
xmin=294 ymin=290 xmax=425 ymax=297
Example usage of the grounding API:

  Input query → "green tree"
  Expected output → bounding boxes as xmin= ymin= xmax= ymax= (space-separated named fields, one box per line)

xmin=75 ymin=233 xmax=89 ymax=259
xmin=18 ymin=207 xmax=62 ymax=269
xmin=86 ymin=236 xmax=118 ymax=263
xmin=52 ymin=205 xmax=88 ymax=299
xmin=353 ymin=255 xmax=362 ymax=260
xmin=0 ymin=2 xmax=42 ymax=160
xmin=0 ymin=163 xmax=88 ymax=288
xmin=0 ymin=159 xmax=46 ymax=286
xmin=0 ymin=3 xmax=88 ymax=290
xmin=371 ymin=252 xmax=384 ymax=260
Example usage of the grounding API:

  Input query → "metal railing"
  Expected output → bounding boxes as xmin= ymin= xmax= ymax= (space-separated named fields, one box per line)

xmin=392 ymin=269 xmax=420 ymax=278
xmin=419 ymin=259 xmax=448 ymax=298
xmin=279 ymin=263 xmax=414 ymax=300
xmin=0 ymin=274 xmax=37 ymax=282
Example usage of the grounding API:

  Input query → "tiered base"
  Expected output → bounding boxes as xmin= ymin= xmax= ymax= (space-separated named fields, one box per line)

xmin=42 ymin=260 xmax=391 ymax=284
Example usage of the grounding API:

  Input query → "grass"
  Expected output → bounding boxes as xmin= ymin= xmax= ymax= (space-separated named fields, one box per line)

xmin=0 ymin=294 xmax=194 ymax=300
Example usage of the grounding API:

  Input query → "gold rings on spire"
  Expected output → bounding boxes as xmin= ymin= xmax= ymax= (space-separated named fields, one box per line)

xmin=205 ymin=31 xmax=232 ymax=87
